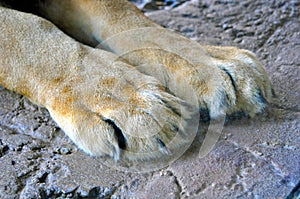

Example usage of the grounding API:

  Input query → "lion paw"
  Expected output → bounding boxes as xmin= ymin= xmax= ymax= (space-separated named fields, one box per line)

xmin=47 ymin=59 xmax=197 ymax=163
xmin=101 ymin=28 xmax=273 ymax=119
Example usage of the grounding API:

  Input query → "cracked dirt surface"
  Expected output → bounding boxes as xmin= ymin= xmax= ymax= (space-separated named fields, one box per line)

xmin=0 ymin=0 xmax=299 ymax=198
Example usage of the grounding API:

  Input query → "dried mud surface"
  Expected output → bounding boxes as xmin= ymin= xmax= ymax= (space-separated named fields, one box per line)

xmin=0 ymin=0 xmax=299 ymax=198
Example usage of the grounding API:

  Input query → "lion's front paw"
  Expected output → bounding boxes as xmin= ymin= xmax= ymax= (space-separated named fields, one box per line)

xmin=101 ymin=28 xmax=273 ymax=118
xmin=116 ymin=47 xmax=272 ymax=119
xmin=46 ymin=63 xmax=197 ymax=165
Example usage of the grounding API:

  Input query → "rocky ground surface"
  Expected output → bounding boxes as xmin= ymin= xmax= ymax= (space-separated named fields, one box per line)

xmin=0 ymin=0 xmax=299 ymax=198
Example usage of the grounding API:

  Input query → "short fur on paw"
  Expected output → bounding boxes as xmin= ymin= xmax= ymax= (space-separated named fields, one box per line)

xmin=47 ymin=60 xmax=197 ymax=162
xmin=101 ymin=28 xmax=273 ymax=118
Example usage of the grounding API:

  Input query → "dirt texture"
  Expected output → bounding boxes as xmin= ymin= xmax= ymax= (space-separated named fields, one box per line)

xmin=0 ymin=0 xmax=299 ymax=198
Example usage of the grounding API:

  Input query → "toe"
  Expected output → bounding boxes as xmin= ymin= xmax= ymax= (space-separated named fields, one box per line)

xmin=210 ymin=48 xmax=273 ymax=116
xmin=99 ymin=88 xmax=198 ymax=161
xmin=48 ymin=105 xmax=124 ymax=160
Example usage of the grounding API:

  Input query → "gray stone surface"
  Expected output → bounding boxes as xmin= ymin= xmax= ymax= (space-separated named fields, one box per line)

xmin=0 ymin=0 xmax=299 ymax=198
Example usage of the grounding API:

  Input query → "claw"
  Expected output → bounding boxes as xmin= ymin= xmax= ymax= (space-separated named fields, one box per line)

xmin=156 ymin=137 xmax=172 ymax=155
xmin=104 ymin=119 xmax=127 ymax=150
xmin=220 ymin=67 xmax=237 ymax=92
xmin=256 ymin=89 xmax=268 ymax=105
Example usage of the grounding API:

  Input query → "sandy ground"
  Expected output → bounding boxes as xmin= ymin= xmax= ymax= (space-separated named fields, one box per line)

xmin=0 ymin=0 xmax=299 ymax=198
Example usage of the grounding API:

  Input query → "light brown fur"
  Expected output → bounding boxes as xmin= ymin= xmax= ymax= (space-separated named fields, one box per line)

xmin=0 ymin=0 xmax=272 ymax=162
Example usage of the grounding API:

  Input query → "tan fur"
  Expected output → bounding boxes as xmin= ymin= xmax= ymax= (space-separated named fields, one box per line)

xmin=0 ymin=0 xmax=272 ymax=161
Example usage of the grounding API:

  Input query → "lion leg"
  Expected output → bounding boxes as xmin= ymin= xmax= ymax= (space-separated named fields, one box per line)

xmin=0 ymin=6 xmax=196 ymax=163
xmin=23 ymin=0 xmax=157 ymax=46
xmin=27 ymin=0 xmax=273 ymax=118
